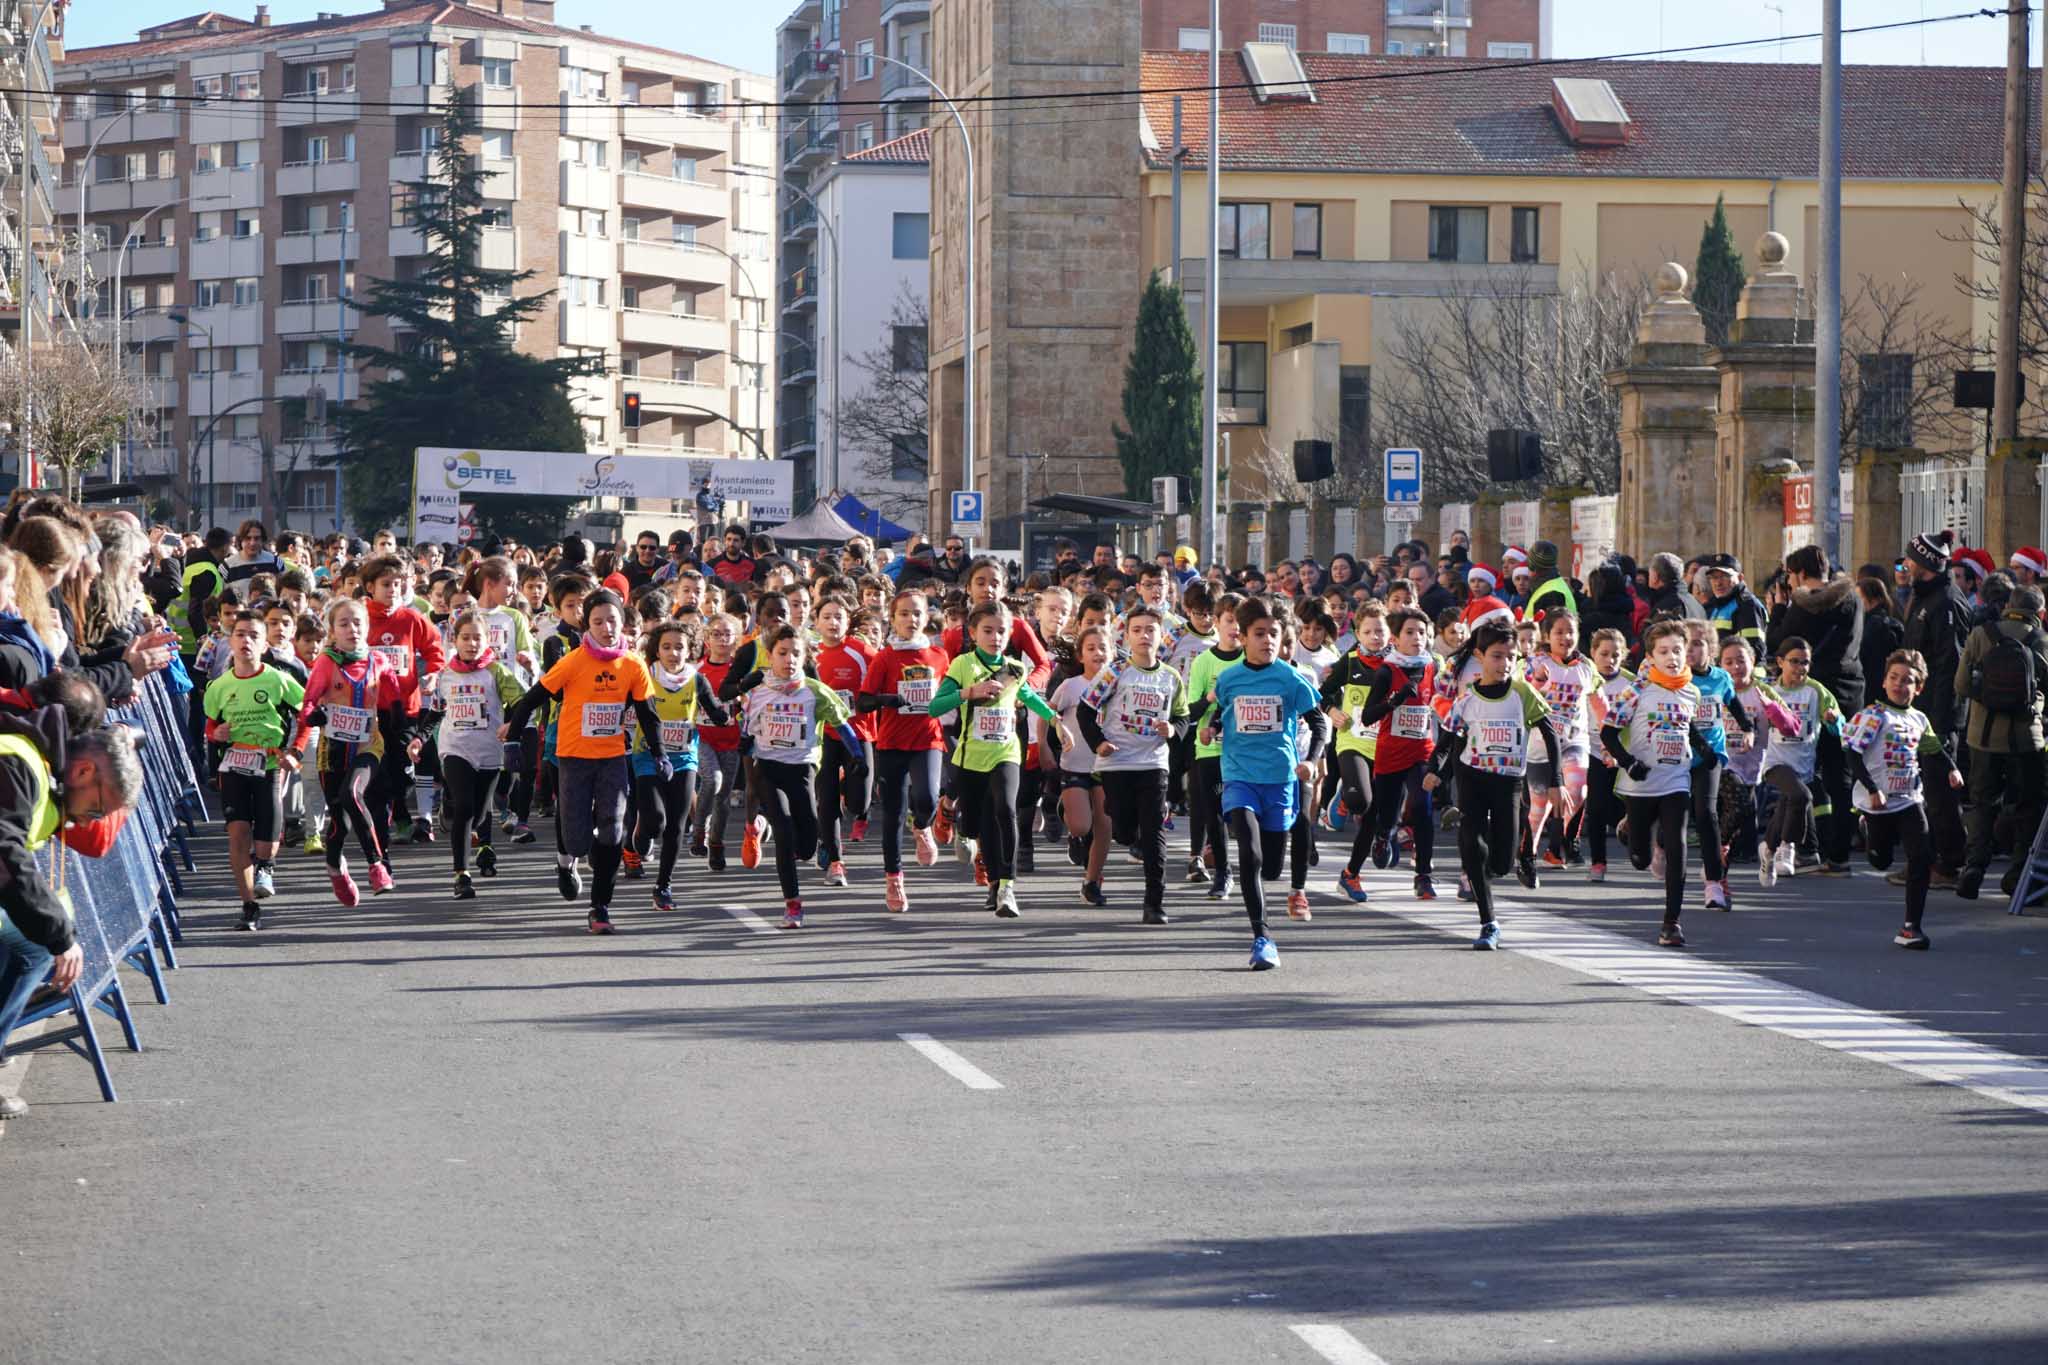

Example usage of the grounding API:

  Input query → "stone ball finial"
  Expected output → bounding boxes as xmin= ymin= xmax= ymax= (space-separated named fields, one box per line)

xmin=1757 ymin=231 xmax=1790 ymax=267
xmin=1654 ymin=262 xmax=1688 ymax=296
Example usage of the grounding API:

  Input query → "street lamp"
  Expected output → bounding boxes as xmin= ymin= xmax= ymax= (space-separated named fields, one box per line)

xmin=75 ymin=103 xmax=140 ymax=327
xmin=653 ymin=235 xmax=766 ymax=461
xmin=730 ymin=165 xmax=840 ymax=504
xmin=110 ymin=194 xmax=188 ymax=481
xmin=166 ymin=308 xmax=215 ymax=527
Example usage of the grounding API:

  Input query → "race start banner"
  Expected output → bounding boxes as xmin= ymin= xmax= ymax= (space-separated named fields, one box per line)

xmin=410 ymin=447 xmax=795 ymax=538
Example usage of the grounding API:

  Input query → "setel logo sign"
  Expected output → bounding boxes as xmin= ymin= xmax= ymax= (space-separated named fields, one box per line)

xmin=442 ymin=450 xmax=522 ymax=491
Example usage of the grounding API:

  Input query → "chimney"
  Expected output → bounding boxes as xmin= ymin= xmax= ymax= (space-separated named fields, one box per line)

xmin=522 ymin=0 xmax=555 ymax=19
xmin=254 ymin=4 xmax=270 ymax=24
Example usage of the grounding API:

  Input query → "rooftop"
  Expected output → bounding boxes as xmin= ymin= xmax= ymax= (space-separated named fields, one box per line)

xmin=1138 ymin=51 xmax=2037 ymax=182
xmin=842 ymin=127 xmax=929 ymax=165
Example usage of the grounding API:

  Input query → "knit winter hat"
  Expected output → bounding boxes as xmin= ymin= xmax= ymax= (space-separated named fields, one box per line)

xmin=1905 ymin=529 xmax=1954 ymax=574
xmin=1466 ymin=562 xmax=1498 ymax=593
xmin=1527 ymin=540 xmax=1560 ymax=580
xmin=2012 ymin=546 xmax=2047 ymax=577
xmin=1954 ymin=546 xmax=1996 ymax=583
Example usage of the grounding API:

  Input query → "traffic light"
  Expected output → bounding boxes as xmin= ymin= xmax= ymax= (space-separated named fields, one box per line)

xmin=623 ymin=391 xmax=642 ymax=430
xmin=306 ymin=385 xmax=327 ymax=425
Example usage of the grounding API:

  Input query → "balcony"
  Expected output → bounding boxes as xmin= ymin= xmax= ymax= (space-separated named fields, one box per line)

xmin=388 ymin=82 xmax=453 ymax=116
xmin=389 ymin=225 xmax=428 ymax=258
xmin=619 ymin=307 xmax=727 ymax=353
xmin=189 ymin=233 xmax=265 ymax=279
xmin=390 ymin=149 xmax=432 ymax=184
xmin=560 ymin=301 xmax=611 ymax=348
xmin=881 ymin=61 xmax=931 ymax=99
xmin=782 ymin=266 xmax=817 ymax=313
xmin=276 ymin=90 xmax=359 ymax=127
xmin=619 ymin=171 xmax=726 ymax=219
xmin=559 ymin=230 xmax=610 ymax=277
xmin=631 ymin=375 xmax=729 ymax=422
xmin=1386 ymin=0 xmax=1472 ymax=21
xmin=274 ymin=297 xmax=353 ymax=336
xmin=276 ymin=366 xmax=361 ymax=402
xmin=54 ymin=173 xmax=180 ymax=218
xmin=190 ymin=163 xmax=265 ymax=210
xmin=618 ymin=238 xmax=729 ymax=288
xmin=781 ymin=200 xmax=816 ymax=242
xmin=92 ymin=241 xmax=177 ymax=279
xmin=560 ymin=161 xmax=614 ymax=210
xmin=881 ymin=0 xmax=931 ymax=23
xmin=274 ymin=228 xmax=356 ymax=267
xmin=780 ymin=342 xmax=815 ymax=383
xmin=619 ymin=103 xmax=729 ymax=152
xmin=480 ymin=225 xmax=517 ymax=271
xmin=278 ymin=158 xmax=359 ymax=197
xmin=61 ymin=107 xmax=181 ymax=149
xmin=477 ymin=86 xmax=520 ymax=129
xmin=123 ymin=308 xmax=185 ymax=345
xmin=133 ymin=374 xmax=178 ymax=411
xmin=187 ymin=370 xmax=264 ymax=416
xmin=781 ymin=116 xmax=837 ymax=168
xmin=182 ymin=301 xmax=266 ymax=347
xmin=474 ymin=155 xmax=516 ymax=199
xmin=783 ymin=46 xmax=837 ymax=96
xmin=780 ymin=416 xmax=816 ymax=451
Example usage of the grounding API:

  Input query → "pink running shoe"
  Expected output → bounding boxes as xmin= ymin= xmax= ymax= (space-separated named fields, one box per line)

xmin=914 ymin=824 xmax=938 ymax=867
xmin=885 ymin=872 xmax=908 ymax=913
xmin=330 ymin=863 xmax=361 ymax=907
xmin=368 ymin=861 xmax=396 ymax=895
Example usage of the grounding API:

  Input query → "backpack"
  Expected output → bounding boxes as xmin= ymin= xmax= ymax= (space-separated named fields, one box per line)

xmin=1975 ymin=631 xmax=2038 ymax=717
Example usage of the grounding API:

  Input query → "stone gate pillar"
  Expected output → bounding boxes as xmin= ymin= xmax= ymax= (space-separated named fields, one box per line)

xmin=1985 ymin=438 xmax=2048 ymax=561
xmin=1607 ymin=263 xmax=1719 ymax=562
xmin=1711 ymin=233 xmax=1815 ymax=577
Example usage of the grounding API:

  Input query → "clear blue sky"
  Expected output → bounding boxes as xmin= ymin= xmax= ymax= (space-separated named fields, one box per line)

xmin=63 ymin=1 xmax=2034 ymax=76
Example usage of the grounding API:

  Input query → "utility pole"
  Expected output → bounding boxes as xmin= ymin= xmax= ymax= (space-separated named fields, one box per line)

xmin=1814 ymin=0 xmax=1843 ymax=562
xmin=1199 ymin=0 xmax=1221 ymax=571
xmin=1168 ymin=97 xmax=1183 ymax=288
xmin=1995 ymin=0 xmax=2029 ymax=444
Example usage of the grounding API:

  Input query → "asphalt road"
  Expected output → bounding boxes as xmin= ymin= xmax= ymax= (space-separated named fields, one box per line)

xmin=3 ymin=811 xmax=2047 ymax=1365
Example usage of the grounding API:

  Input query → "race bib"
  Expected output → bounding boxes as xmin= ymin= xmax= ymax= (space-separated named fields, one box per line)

xmin=972 ymin=707 xmax=1016 ymax=744
xmin=220 ymin=745 xmax=267 ymax=776
xmin=486 ymin=621 xmax=513 ymax=653
xmin=898 ymin=677 xmax=936 ymax=711
xmin=1886 ymin=768 xmax=1916 ymax=795
xmin=447 ymin=700 xmax=485 ymax=730
xmin=1693 ymin=698 xmax=1721 ymax=732
xmin=1392 ymin=705 xmax=1432 ymax=740
xmin=325 ymin=704 xmax=374 ymax=744
xmin=582 ymin=702 xmax=624 ymax=738
xmin=1654 ymin=729 xmax=1688 ymax=763
xmin=660 ymin=718 xmax=694 ymax=750
xmin=760 ymin=715 xmax=805 ymax=749
xmin=1233 ymin=696 xmax=1281 ymax=734
xmin=835 ymin=689 xmax=855 ymax=715
xmin=1475 ymin=720 xmax=1522 ymax=759
xmin=371 ymin=645 xmax=410 ymax=676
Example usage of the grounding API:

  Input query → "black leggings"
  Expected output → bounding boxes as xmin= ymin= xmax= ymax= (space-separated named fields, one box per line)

xmin=956 ymin=762 xmax=1021 ymax=883
xmin=1101 ymin=767 xmax=1168 ymax=905
xmin=1192 ymin=754 xmax=1229 ymax=874
xmin=875 ymin=747 xmax=941 ymax=875
xmin=1457 ymin=767 xmax=1519 ymax=924
xmin=497 ymin=727 xmax=539 ymax=822
xmin=1289 ymin=778 xmax=1314 ymax=892
xmin=320 ymin=748 xmax=385 ymax=870
xmin=1352 ymin=762 xmax=1435 ymax=876
xmin=815 ymin=735 xmax=871 ymax=865
xmin=1228 ymin=807 xmax=1289 ymax=937
xmin=375 ymin=709 xmax=414 ymax=825
xmin=633 ymin=766 xmax=697 ymax=886
xmin=1763 ymin=764 xmax=1815 ymax=852
xmin=1690 ymin=763 xmax=1728 ymax=882
xmin=440 ymin=755 xmax=497 ymax=875
xmin=1627 ymin=791 xmax=1691 ymax=921
xmin=1586 ymin=761 xmax=1619 ymax=864
xmin=1337 ymin=750 xmax=1375 ymax=869
xmin=1866 ymin=804 xmax=1931 ymax=927
xmin=758 ymin=758 xmax=819 ymax=901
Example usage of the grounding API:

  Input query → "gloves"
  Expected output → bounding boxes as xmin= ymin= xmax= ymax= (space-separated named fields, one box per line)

xmin=303 ymin=705 xmax=328 ymax=728
xmin=1627 ymin=760 xmax=1651 ymax=782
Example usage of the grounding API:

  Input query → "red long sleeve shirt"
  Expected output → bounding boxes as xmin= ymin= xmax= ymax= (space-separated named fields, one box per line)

xmin=364 ymin=601 xmax=446 ymax=715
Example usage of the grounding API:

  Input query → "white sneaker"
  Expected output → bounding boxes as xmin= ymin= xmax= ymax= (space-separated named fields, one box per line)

xmin=1704 ymin=879 xmax=1731 ymax=911
xmin=1758 ymin=840 xmax=1777 ymax=888
xmin=1775 ymin=844 xmax=1798 ymax=879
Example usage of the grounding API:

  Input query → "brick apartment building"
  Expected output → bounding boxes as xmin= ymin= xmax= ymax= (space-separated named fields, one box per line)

xmin=1143 ymin=0 xmax=1549 ymax=60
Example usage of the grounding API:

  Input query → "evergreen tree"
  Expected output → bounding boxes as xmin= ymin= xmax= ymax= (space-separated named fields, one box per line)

xmin=331 ymin=89 xmax=600 ymax=541
xmin=1692 ymin=194 xmax=1747 ymax=349
xmin=1113 ymin=271 xmax=1203 ymax=503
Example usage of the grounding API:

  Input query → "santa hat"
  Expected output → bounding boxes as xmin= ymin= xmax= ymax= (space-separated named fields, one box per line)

xmin=1466 ymin=562 xmax=1498 ymax=592
xmin=1501 ymin=546 xmax=1529 ymax=568
xmin=2013 ymin=546 xmax=2047 ymax=577
xmin=1470 ymin=605 xmax=1516 ymax=633
xmin=1954 ymin=546 xmax=1996 ymax=583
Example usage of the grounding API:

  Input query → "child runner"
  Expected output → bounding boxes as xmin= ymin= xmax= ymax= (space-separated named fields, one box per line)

xmin=1424 ymin=622 xmax=1558 ymax=949
xmin=1757 ymin=636 xmax=1844 ymax=885
xmin=1601 ymin=619 xmax=1712 ymax=947
xmin=810 ymin=596 xmax=873 ymax=888
xmin=428 ymin=609 xmax=526 ymax=900
xmin=693 ymin=612 xmax=745 ymax=870
xmin=859 ymin=590 xmax=950 ymax=912
xmin=295 ymin=597 xmax=400 ymax=905
xmin=1185 ymin=591 xmax=1245 ymax=899
xmin=205 ymin=610 xmax=305 ymax=929
xmin=1843 ymin=648 xmax=1959 ymax=949
xmin=1682 ymin=618 xmax=1749 ymax=910
xmin=471 ymin=556 xmax=541 ymax=839
xmin=1044 ymin=623 xmax=1110 ymax=904
xmin=1166 ymin=581 xmax=1216 ymax=830
xmin=363 ymin=554 xmax=446 ymax=843
xmin=1583 ymin=627 xmax=1634 ymax=882
xmin=633 ymin=620 xmax=727 ymax=912
xmin=1521 ymin=609 xmax=1598 ymax=885
xmin=1338 ymin=605 xmax=1442 ymax=901
xmin=1720 ymin=637 xmax=1795 ymax=886
xmin=1080 ymin=606 xmax=1188 ymax=924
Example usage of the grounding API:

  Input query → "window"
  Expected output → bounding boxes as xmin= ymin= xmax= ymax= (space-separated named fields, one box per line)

xmin=1427 ymin=205 xmax=1487 ymax=263
xmin=122 ymin=151 xmax=149 ymax=182
xmin=340 ymin=63 xmax=356 ymax=91
xmin=1293 ymin=203 xmax=1322 ymax=259
xmin=856 ymin=39 xmax=875 ymax=79
xmin=1327 ymin=33 xmax=1371 ymax=54
xmin=734 ymin=229 xmax=769 ymax=260
xmin=294 ymin=66 xmax=330 ymax=95
xmin=303 ymin=274 xmax=328 ymax=301
xmin=1282 ymin=323 xmax=1313 ymax=349
xmin=855 ymin=122 xmax=875 ymax=150
xmin=1510 ymin=206 xmax=1539 ymax=263
xmin=194 ymin=280 xmax=225 ymax=309
xmin=562 ymin=276 xmax=606 ymax=307
xmin=232 ymin=71 xmax=261 ymax=100
xmin=1340 ymin=365 xmax=1371 ymax=455
xmin=481 ymin=57 xmax=514 ymax=88
xmin=891 ymin=212 xmax=929 ymax=260
xmin=1178 ymin=27 xmax=1211 ymax=51
xmin=194 ymin=212 xmax=221 ymax=243
xmin=563 ymin=67 xmax=606 ymax=99
xmin=479 ymin=205 xmax=511 ymax=229
xmin=1219 ymin=202 xmax=1270 ymax=260
xmin=481 ymin=129 xmax=513 ymax=160
xmin=232 ymin=277 xmax=260 ymax=307
xmin=1256 ymin=23 xmax=1298 ymax=48
xmin=622 ymin=147 xmax=646 ymax=174
xmin=892 ymin=324 xmax=928 ymax=373
xmin=671 ymin=289 xmax=698 ymax=316
xmin=232 ymin=140 xmax=259 ymax=167
xmin=393 ymin=45 xmax=448 ymax=87
xmin=1858 ymin=354 xmax=1915 ymax=448
xmin=305 ymin=135 xmax=329 ymax=163
xmin=195 ymin=143 xmax=222 ymax=174
xmin=234 ymin=211 xmax=260 ymax=239
xmin=569 ymin=138 xmax=606 ymax=168
xmin=1386 ymin=40 xmax=1406 ymax=55
xmin=619 ymin=352 xmax=641 ymax=377
xmin=671 ymin=221 xmax=697 ymax=247
xmin=415 ymin=123 xmax=443 ymax=154
xmin=620 ymin=285 xmax=640 ymax=310
xmin=1487 ymin=42 xmax=1535 ymax=60
xmin=889 ymin=433 xmax=927 ymax=482
xmin=193 ymin=74 xmax=223 ymax=101
xmin=621 ymin=216 xmax=642 ymax=241
xmin=1217 ymin=341 xmax=1268 ymax=423
xmin=671 ymin=155 xmax=698 ymax=181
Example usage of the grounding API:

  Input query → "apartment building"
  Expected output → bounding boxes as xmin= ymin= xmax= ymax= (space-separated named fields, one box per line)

xmin=776 ymin=0 xmax=932 ymax=510
xmin=55 ymin=0 xmax=775 ymax=531
xmin=1 ymin=0 xmax=65 ymax=485
xmin=1145 ymin=0 xmax=1550 ymax=60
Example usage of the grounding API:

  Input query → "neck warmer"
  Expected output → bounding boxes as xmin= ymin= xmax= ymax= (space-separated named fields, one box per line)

xmin=324 ymin=644 xmax=367 ymax=665
xmin=581 ymin=638 xmax=626 ymax=662
xmin=1386 ymin=649 xmax=1431 ymax=671
xmin=450 ymin=647 xmax=496 ymax=674
xmin=889 ymin=633 xmax=931 ymax=650
xmin=1646 ymin=664 xmax=1691 ymax=691
xmin=653 ymin=662 xmax=695 ymax=692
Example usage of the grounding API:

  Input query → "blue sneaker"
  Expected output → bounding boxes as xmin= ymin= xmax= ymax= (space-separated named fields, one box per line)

xmin=1323 ymin=798 xmax=1347 ymax=833
xmin=816 ymin=846 xmax=832 ymax=871
xmin=1336 ymin=868 xmax=1370 ymax=903
xmin=1473 ymin=920 xmax=1500 ymax=951
xmin=1249 ymin=935 xmax=1279 ymax=970
xmin=252 ymin=865 xmax=275 ymax=900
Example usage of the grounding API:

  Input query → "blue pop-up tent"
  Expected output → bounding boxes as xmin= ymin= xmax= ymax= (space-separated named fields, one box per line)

xmin=834 ymin=493 xmax=914 ymax=544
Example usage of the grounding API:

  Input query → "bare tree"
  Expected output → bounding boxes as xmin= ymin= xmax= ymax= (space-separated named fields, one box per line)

xmin=1373 ymin=266 xmax=1645 ymax=503
xmin=841 ymin=287 xmax=930 ymax=521
xmin=1836 ymin=274 xmax=1972 ymax=456
xmin=0 ymin=339 xmax=157 ymax=500
xmin=1947 ymin=175 xmax=2048 ymax=431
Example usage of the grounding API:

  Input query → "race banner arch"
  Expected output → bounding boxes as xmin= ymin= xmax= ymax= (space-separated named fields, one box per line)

xmin=410 ymin=447 xmax=795 ymax=539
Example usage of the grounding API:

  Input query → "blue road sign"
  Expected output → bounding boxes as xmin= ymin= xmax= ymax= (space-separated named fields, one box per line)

xmin=950 ymin=490 xmax=984 ymax=530
xmin=1384 ymin=448 xmax=1423 ymax=505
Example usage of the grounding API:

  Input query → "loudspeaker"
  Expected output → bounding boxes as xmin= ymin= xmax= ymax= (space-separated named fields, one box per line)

xmin=1955 ymin=371 xmax=1996 ymax=410
xmin=1487 ymin=428 xmax=1543 ymax=482
xmin=1292 ymin=438 xmax=1335 ymax=483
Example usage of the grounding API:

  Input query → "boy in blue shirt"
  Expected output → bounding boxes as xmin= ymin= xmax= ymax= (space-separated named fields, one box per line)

xmin=1198 ymin=597 xmax=1330 ymax=970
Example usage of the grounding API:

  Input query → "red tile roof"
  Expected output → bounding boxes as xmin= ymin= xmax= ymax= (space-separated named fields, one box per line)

xmin=1139 ymin=51 xmax=2036 ymax=183
xmin=843 ymin=127 xmax=929 ymax=165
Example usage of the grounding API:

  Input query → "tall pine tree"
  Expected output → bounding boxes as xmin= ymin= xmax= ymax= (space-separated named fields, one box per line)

xmin=1692 ymin=194 xmax=1747 ymax=349
xmin=332 ymin=88 xmax=600 ymax=540
xmin=1113 ymin=272 xmax=1203 ymax=503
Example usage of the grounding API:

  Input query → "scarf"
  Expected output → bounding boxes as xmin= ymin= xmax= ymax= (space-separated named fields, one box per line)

xmin=653 ymin=662 xmax=695 ymax=692
xmin=581 ymin=638 xmax=626 ymax=663
xmin=449 ymin=647 xmax=496 ymax=674
xmin=1646 ymin=664 xmax=1691 ymax=691
xmin=889 ymin=633 xmax=931 ymax=651
xmin=1386 ymin=649 xmax=1431 ymax=672
xmin=324 ymin=644 xmax=367 ymax=665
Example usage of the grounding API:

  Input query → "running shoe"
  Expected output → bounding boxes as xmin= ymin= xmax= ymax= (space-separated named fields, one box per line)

xmin=623 ymin=848 xmax=644 ymax=878
xmin=1563 ymin=839 xmax=1584 ymax=867
xmin=1413 ymin=873 xmax=1437 ymax=901
xmin=240 ymin=902 xmax=261 ymax=931
xmin=1142 ymin=905 xmax=1169 ymax=926
xmin=412 ymin=823 xmax=436 ymax=845
xmin=1208 ymin=867 xmax=1233 ymax=900
xmin=824 ymin=860 xmax=849 ymax=888
xmin=913 ymin=825 xmax=938 ymax=867
xmin=782 ymin=900 xmax=804 ymax=929
xmin=1336 ymin=868 xmax=1370 ymax=903
xmin=1323 ymin=798 xmax=1346 ymax=833
xmin=1371 ymin=834 xmax=1393 ymax=870
xmin=849 ymin=818 xmax=869 ymax=844
xmin=1659 ymin=920 xmax=1687 ymax=949
xmin=369 ymin=862 xmax=395 ymax=895
xmin=511 ymin=823 xmax=536 ymax=845
xmin=1588 ymin=862 xmax=1606 ymax=884
xmin=1185 ymin=856 xmax=1208 ymax=883
xmin=653 ymin=885 xmax=675 ymax=913
xmin=933 ymin=806 xmax=955 ymax=846
xmin=1758 ymin=840 xmax=1778 ymax=888
xmin=476 ymin=844 xmax=497 ymax=878
xmin=302 ymin=830 xmax=325 ymax=856
xmin=1080 ymin=879 xmax=1105 ymax=906
xmin=995 ymin=883 xmax=1021 ymax=918
xmin=708 ymin=843 xmax=727 ymax=872
xmin=1286 ymin=890 xmax=1312 ymax=921
xmin=2000 ymin=862 xmax=2022 ymax=896
xmin=1774 ymin=844 xmax=1796 ymax=881
xmin=1705 ymin=879 xmax=1731 ymax=911
xmin=974 ymin=854 xmax=990 ymax=888
xmin=1069 ymin=836 xmax=1089 ymax=868
xmin=690 ymin=837 xmax=708 ymax=860
xmin=252 ymin=865 xmax=275 ymax=900
xmin=1249 ymin=935 xmax=1279 ymax=970
xmin=1162 ymin=813 xmax=1177 ymax=834
xmin=1894 ymin=924 xmax=1931 ymax=950
xmin=556 ymin=863 xmax=583 ymax=901
xmin=1457 ymin=873 xmax=1474 ymax=901
xmin=1472 ymin=920 xmax=1500 ymax=950
xmin=1540 ymin=849 xmax=1565 ymax=870
xmin=741 ymin=821 xmax=762 ymax=870
xmin=453 ymin=871 xmax=476 ymax=900
xmin=884 ymin=873 xmax=908 ymax=913
xmin=1516 ymin=854 xmax=1539 ymax=890
xmin=588 ymin=908 xmax=615 ymax=935
xmin=1954 ymin=866 xmax=1984 ymax=901
xmin=330 ymin=861 xmax=360 ymax=907
xmin=283 ymin=819 xmax=303 ymax=845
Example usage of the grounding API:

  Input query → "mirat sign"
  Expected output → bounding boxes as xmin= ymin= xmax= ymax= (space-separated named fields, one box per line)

xmin=410 ymin=447 xmax=795 ymax=536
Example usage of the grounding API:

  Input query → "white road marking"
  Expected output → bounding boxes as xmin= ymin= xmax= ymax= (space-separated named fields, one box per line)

xmin=897 ymin=1032 xmax=1003 ymax=1090
xmin=722 ymin=904 xmax=776 ymax=934
xmin=1366 ymin=873 xmax=2048 ymax=1116
xmin=1290 ymin=1324 xmax=1392 ymax=1364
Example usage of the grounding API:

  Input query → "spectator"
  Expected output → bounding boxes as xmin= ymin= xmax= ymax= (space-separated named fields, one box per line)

xmin=1646 ymin=552 xmax=1705 ymax=620
xmin=1855 ymin=575 xmax=1905 ymax=699
xmin=1953 ymin=584 xmax=2048 ymax=900
xmin=622 ymin=531 xmax=663 ymax=593
xmin=707 ymin=523 xmax=756 ymax=587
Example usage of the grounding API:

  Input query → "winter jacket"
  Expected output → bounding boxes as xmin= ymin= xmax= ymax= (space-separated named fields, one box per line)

xmin=1647 ymin=581 xmax=1705 ymax=621
xmin=1955 ymin=613 xmax=2048 ymax=753
xmin=1858 ymin=610 xmax=1905 ymax=701
xmin=1707 ymin=587 xmax=1769 ymax=648
xmin=1900 ymin=572 xmax=1974 ymax=736
xmin=1768 ymin=577 xmax=1865 ymax=715
xmin=0 ymin=705 xmax=73 ymax=954
xmin=1580 ymin=571 xmax=1636 ymax=652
